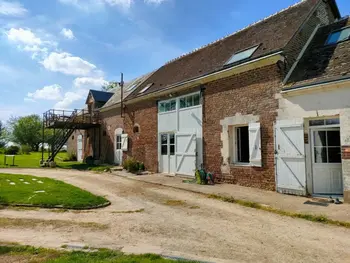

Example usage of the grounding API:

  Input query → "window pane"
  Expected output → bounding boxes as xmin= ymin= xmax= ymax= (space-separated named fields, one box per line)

xmin=327 ymin=130 xmax=340 ymax=146
xmin=327 ymin=31 xmax=341 ymax=44
xmin=193 ymin=94 xmax=200 ymax=106
xmin=310 ymin=120 xmax=325 ymax=126
xmin=339 ymin=28 xmax=350 ymax=42
xmin=313 ymin=131 xmax=326 ymax=147
xmin=180 ymin=98 xmax=186 ymax=108
xmin=328 ymin=147 xmax=341 ymax=163
xmin=226 ymin=46 xmax=259 ymax=65
xmin=237 ymin=126 xmax=249 ymax=163
xmin=159 ymin=103 xmax=165 ymax=113
xmin=169 ymin=134 xmax=175 ymax=144
xmin=165 ymin=102 xmax=171 ymax=112
xmin=186 ymin=96 xmax=193 ymax=107
xmin=326 ymin=118 xmax=340 ymax=125
xmin=161 ymin=145 xmax=167 ymax=155
xmin=170 ymin=100 xmax=176 ymax=111
xmin=314 ymin=147 xmax=327 ymax=163
xmin=161 ymin=134 xmax=167 ymax=145
xmin=170 ymin=145 xmax=175 ymax=156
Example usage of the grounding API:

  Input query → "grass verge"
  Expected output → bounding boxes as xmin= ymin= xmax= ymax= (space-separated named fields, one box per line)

xmin=0 ymin=173 xmax=109 ymax=209
xmin=0 ymin=245 xmax=196 ymax=262
xmin=207 ymin=194 xmax=350 ymax=228
xmin=0 ymin=217 xmax=108 ymax=230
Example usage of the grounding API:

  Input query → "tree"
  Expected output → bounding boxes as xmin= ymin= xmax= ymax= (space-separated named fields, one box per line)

xmin=10 ymin=115 xmax=42 ymax=151
xmin=102 ymin=81 xmax=119 ymax=92
xmin=0 ymin=121 xmax=5 ymax=148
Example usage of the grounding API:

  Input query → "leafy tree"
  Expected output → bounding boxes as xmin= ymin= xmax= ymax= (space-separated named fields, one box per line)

xmin=10 ymin=115 xmax=42 ymax=152
xmin=102 ymin=81 xmax=119 ymax=92
xmin=0 ymin=121 xmax=5 ymax=148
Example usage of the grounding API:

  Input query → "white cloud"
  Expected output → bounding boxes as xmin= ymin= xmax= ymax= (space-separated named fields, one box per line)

xmin=144 ymin=0 xmax=167 ymax=4
xmin=61 ymin=28 xmax=75 ymax=40
xmin=7 ymin=28 xmax=42 ymax=45
xmin=0 ymin=1 xmax=27 ymax=16
xmin=27 ymin=84 xmax=63 ymax=101
xmin=41 ymin=52 xmax=97 ymax=76
xmin=54 ymin=90 xmax=85 ymax=109
xmin=73 ymin=77 xmax=108 ymax=89
xmin=58 ymin=0 xmax=166 ymax=11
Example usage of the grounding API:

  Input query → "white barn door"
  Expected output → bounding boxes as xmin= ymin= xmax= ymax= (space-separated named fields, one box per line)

xmin=275 ymin=120 xmax=306 ymax=195
xmin=175 ymin=133 xmax=197 ymax=176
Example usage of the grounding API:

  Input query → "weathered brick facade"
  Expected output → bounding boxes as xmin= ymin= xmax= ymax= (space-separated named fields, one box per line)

xmin=203 ymin=64 xmax=281 ymax=190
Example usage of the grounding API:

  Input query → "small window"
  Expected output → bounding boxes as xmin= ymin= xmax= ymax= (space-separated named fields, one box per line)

xmin=116 ymin=135 xmax=122 ymax=150
xmin=72 ymin=136 xmax=74 ymax=140
xmin=158 ymin=100 xmax=176 ymax=113
xmin=126 ymin=83 xmax=138 ymax=92
xmin=313 ymin=130 xmax=341 ymax=163
xmin=225 ymin=45 xmax=259 ymax=65
xmin=139 ymin=83 xmax=153 ymax=94
xmin=309 ymin=118 xmax=340 ymax=127
xmin=169 ymin=134 xmax=175 ymax=156
xmin=179 ymin=93 xmax=201 ymax=109
xmin=161 ymin=134 xmax=167 ymax=155
xmin=326 ymin=28 xmax=350 ymax=45
xmin=236 ymin=126 xmax=250 ymax=163
xmin=133 ymin=124 xmax=140 ymax=133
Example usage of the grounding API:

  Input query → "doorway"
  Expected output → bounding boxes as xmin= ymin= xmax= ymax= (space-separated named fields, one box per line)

xmin=114 ymin=128 xmax=123 ymax=165
xmin=159 ymin=133 xmax=176 ymax=174
xmin=311 ymin=128 xmax=343 ymax=195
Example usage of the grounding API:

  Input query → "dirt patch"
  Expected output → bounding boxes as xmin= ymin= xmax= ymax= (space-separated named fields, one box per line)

xmin=1 ymin=169 xmax=350 ymax=263
xmin=0 ymin=217 xmax=108 ymax=230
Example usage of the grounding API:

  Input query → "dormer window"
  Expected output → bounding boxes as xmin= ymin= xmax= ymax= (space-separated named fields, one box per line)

xmin=139 ymin=83 xmax=153 ymax=94
xmin=326 ymin=27 xmax=350 ymax=45
xmin=225 ymin=45 xmax=260 ymax=66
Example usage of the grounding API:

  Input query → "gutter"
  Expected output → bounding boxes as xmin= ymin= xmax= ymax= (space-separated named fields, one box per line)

xmin=124 ymin=52 xmax=284 ymax=105
xmin=282 ymin=75 xmax=350 ymax=94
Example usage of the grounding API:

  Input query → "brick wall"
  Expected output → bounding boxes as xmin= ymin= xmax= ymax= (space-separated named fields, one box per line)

xmin=284 ymin=0 xmax=336 ymax=74
xmin=99 ymin=108 xmax=124 ymax=163
xmin=203 ymin=64 xmax=282 ymax=191
xmin=124 ymin=100 xmax=158 ymax=172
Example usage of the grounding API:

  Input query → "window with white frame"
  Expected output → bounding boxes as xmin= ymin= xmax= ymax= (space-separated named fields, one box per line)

xmin=158 ymin=99 xmax=176 ymax=113
xmin=179 ymin=93 xmax=200 ymax=109
xmin=230 ymin=123 xmax=262 ymax=167
xmin=235 ymin=126 xmax=250 ymax=163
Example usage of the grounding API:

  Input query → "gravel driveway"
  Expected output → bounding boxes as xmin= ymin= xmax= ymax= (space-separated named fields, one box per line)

xmin=1 ymin=168 xmax=350 ymax=263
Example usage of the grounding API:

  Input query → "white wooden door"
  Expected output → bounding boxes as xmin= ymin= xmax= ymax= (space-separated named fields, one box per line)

xmin=311 ymin=128 xmax=343 ymax=195
xmin=114 ymin=128 xmax=123 ymax=165
xmin=77 ymin=135 xmax=83 ymax=162
xmin=175 ymin=133 xmax=197 ymax=176
xmin=159 ymin=133 xmax=176 ymax=174
xmin=275 ymin=120 xmax=306 ymax=195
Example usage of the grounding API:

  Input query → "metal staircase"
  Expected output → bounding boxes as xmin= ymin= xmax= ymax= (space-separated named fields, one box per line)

xmin=43 ymin=109 xmax=100 ymax=163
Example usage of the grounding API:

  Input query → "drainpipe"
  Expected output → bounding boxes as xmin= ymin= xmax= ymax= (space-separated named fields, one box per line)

xmin=120 ymin=73 xmax=124 ymax=118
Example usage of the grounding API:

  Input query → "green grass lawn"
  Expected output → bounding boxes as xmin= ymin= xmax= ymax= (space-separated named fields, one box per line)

xmin=0 ymin=173 xmax=109 ymax=209
xmin=0 ymin=152 xmax=68 ymax=168
xmin=0 ymin=245 xmax=196 ymax=263
xmin=0 ymin=152 xmax=112 ymax=171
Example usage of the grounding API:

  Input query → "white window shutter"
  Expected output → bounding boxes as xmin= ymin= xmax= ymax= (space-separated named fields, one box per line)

xmin=249 ymin=123 xmax=262 ymax=167
xmin=121 ymin=134 xmax=128 ymax=151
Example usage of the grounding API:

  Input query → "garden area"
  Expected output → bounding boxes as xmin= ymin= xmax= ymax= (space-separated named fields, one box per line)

xmin=0 ymin=173 xmax=109 ymax=209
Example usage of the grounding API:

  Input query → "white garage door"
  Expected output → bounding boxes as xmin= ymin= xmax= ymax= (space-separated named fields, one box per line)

xmin=175 ymin=133 xmax=197 ymax=176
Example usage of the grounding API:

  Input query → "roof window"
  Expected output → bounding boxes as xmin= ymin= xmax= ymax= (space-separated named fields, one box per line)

xmin=139 ymin=83 xmax=153 ymax=94
xmin=126 ymin=83 xmax=138 ymax=92
xmin=326 ymin=27 xmax=350 ymax=45
xmin=225 ymin=45 xmax=259 ymax=65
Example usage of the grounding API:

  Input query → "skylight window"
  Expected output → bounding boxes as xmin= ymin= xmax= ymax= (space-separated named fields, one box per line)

xmin=126 ymin=83 xmax=138 ymax=92
xmin=326 ymin=27 xmax=350 ymax=45
xmin=225 ymin=45 xmax=260 ymax=65
xmin=139 ymin=83 xmax=153 ymax=94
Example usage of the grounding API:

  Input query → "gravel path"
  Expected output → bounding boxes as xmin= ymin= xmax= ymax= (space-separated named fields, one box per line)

xmin=1 ymin=168 xmax=350 ymax=263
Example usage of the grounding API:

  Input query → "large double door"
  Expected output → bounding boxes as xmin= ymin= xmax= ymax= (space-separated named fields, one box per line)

xmin=159 ymin=132 xmax=197 ymax=176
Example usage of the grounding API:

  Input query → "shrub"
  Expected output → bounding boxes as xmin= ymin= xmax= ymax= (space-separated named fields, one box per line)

xmin=60 ymin=149 xmax=67 ymax=153
xmin=5 ymin=145 xmax=20 ymax=155
xmin=63 ymin=152 xmax=77 ymax=162
xmin=0 ymin=147 xmax=5 ymax=154
xmin=138 ymin=162 xmax=145 ymax=171
xmin=21 ymin=145 xmax=31 ymax=155
xmin=123 ymin=157 xmax=139 ymax=173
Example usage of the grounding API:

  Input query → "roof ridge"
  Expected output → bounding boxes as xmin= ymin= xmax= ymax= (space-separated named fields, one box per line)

xmin=164 ymin=0 xmax=307 ymax=66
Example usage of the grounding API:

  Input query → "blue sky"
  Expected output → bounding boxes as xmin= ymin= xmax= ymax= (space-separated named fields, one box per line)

xmin=0 ymin=0 xmax=349 ymax=122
